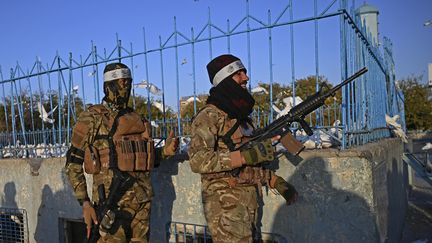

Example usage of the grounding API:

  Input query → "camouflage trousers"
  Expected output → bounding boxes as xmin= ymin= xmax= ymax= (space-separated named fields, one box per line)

xmin=202 ymin=178 xmax=259 ymax=243
xmin=93 ymin=169 xmax=153 ymax=243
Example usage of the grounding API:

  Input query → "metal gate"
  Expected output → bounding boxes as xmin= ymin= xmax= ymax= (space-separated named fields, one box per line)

xmin=0 ymin=0 xmax=405 ymax=158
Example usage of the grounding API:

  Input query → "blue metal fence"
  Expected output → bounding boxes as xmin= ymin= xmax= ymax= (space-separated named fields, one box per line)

xmin=168 ymin=221 xmax=286 ymax=243
xmin=0 ymin=0 xmax=405 ymax=158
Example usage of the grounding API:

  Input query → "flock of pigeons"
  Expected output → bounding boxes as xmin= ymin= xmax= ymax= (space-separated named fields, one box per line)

xmin=0 ymin=139 xmax=191 ymax=159
xmin=0 ymin=142 xmax=68 ymax=159
xmin=0 ymin=84 xmax=428 ymax=159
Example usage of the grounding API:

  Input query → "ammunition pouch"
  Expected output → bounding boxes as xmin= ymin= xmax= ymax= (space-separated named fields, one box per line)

xmin=84 ymin=145 xmax=101 ymax=174
xmin=84 ymin=146 xmax=110 ymax=174
xmin=82 ymin=105 xmax=155 ymax=174
xmin=114 ymin=134 xmax=155 ymax=171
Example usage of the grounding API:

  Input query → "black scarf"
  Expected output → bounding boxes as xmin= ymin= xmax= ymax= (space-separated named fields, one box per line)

xmin=207 ymin=78 xmax=255 ymax=121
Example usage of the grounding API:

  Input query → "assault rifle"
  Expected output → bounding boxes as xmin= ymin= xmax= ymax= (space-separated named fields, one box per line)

xmin=84 ymin=169 xmax=135 ymax=243
xmin=236 ymin=67 xmax=368 ymax=155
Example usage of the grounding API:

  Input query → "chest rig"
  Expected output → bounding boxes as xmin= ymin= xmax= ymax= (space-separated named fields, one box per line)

xmin=83 ymin=105 xmax=154 ymax=174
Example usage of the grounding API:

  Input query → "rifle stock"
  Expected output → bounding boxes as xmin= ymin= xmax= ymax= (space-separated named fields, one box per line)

xmin=84 ymin=169 xmax=135 ymax=243
xmin=237 ymin=67 xmax=368 ymax=152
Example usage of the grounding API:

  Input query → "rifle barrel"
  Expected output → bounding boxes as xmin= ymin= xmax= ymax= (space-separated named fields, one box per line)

xmin=330 ymin=67 xmax=368 ymax=95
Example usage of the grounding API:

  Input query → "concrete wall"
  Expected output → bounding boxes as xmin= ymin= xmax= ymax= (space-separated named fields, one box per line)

xmin=0 ymin=138 xmax=408 ymax=243
xmin=0 ymin=158 xmax=82 ymax=243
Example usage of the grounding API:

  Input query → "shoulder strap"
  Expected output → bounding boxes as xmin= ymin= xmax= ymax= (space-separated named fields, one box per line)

xmin=107 ymin=108 xmax=133 ymax=167
xmin=89 ymin=105 xmax=111 ymax=141
xmin=220 ymin=120 xmax=241 ymax=151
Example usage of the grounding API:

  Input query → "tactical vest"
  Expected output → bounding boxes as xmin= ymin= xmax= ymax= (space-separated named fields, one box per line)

xmin=201 ymin=104 xmax=271 ymax=187
xmin=83 ymin=105 xmax=154 ymax=174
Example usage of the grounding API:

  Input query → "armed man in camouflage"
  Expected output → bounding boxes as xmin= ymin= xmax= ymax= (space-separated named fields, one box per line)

xmin=65 ymin=62 xmax=178 ymax=242
xmin=188 ymin=54 xmax=298 ymax=242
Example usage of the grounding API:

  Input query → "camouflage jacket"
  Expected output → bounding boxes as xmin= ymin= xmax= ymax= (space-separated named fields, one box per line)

xmin=65 ymin=102 xmax=161 ymax=204
xmin=188 ymin=104 xmax=241 ymax=174
xmin=188 ymin=104 xmax=277 ymax=189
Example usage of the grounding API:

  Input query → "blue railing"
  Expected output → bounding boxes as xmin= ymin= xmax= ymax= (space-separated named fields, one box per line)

xmin=168 ymin=221 xmax=287 ymax=243
xmin=0 ymin=0 xmax=405 ymax=158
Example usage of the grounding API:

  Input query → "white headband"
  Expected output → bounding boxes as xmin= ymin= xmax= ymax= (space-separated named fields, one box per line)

xmin=103 ymin=68 xmax=131 ymax=82
xmin=212 ymin=60 xmax=245 ymax=86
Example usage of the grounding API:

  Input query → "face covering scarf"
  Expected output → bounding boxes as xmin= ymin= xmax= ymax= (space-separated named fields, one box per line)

xmin=103 ymin=79 xmax=131 ymax=110
xmin=206 ymin=78 xmax=255 ymax=121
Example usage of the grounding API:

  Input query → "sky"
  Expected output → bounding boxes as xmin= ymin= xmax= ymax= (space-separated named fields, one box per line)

xmin=0 ymin=0 xmax=431 ymax=107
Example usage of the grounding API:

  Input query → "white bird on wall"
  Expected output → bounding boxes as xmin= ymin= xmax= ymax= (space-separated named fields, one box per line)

xmin=385 ymin=114 xmax=408 ymax=143
xmin=135 ymin=80 xmax=162 ymax=96
xmin=37 ymin=102 xmax=57 ymax=124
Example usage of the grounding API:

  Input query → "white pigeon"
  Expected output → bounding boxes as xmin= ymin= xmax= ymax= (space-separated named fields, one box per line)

xmin=135 ymin=80 xmax=162 ymax=96
xmin=273 ymin=96 xmax=303 ymax=118
xmin=422 ymin=142 xmax=432 ymax=150
xmin=385 ymin=114 xmax=408 ymax=143
xmin=330 ymin=119 xmax=343 ymax=143
xmin=152 ymin=101 xmax=165 ymax=113
xmin=72 ymin=85 xmax=79 ymax=94
xmin=303 ymin=139 xmax=316 ymax=150
xmin=282 ymin=96 xmax=303 ymax=109
xmin=150 ymin=120 xmax=159 ymax=128
xmin=251 ymin=85 xmax=268 ymax=95
xmin=319 ymin=130 xmax=333 ymax=148
xmin=35 ymin=143 xmax=45 ymax=158
xmin=37 ymin=102 xmax=57 ymax=124
xmin=185 ymin=96 xmax=201 ymax=105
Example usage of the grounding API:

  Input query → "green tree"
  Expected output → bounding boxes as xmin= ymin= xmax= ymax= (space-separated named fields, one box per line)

xmin=180 ymin=94 xmax=208 ymax=118
xmin=295 ymin=75 xmax=341 ymax=106
xmin=131 ymin=95 xmax=175 ymax=120
xmin=399 ymin=75 xmax=432 ymax=130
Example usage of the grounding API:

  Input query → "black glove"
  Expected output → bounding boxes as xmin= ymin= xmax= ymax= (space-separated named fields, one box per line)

xmin=240 ymin=139 xmax=274 ymax=165
xmin=273 ymin=176 xmax=298 ymax=205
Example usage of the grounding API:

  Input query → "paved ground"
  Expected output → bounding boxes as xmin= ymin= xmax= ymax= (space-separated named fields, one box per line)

xmin=401 ymin=134 xmax=432 ymax=243
xmin=401 ymin=184 xmax=432 ymax=243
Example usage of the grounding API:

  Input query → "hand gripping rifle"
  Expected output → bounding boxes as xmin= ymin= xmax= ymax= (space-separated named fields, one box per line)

xmin=84 ymin=169 xmax=135 ymax=243
xmin=236 ymin=67 xmax=368 ymax=155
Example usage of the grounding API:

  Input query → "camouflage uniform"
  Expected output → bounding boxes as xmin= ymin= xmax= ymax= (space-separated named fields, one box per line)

xmin=65 ymin=102 xmax=161 ymax=243
xmin=188 ymin=104 xmax=273 ymax=243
